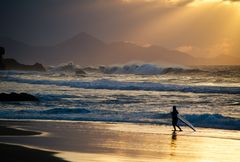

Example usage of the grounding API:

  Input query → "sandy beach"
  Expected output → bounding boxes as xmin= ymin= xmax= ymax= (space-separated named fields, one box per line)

xmin=1 ymin=0 xmax=240 ymax=161
xmin=0 ymin=120 xmax=239 ymax=162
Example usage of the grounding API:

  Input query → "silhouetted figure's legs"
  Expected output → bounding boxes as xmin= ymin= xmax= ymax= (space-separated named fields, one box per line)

xmin=176 ymin=125 xmax=182 ymax=131
xmin=173 ymin=125 xmax=176 ymax=131
xmin=173 ymin=124 xmax=182 ymax=131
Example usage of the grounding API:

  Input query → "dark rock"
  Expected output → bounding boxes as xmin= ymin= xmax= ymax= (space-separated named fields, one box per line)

xmin=82 ymin=67 xmax=98 ymax=72
xmin=0 ymin=46 xmax=45 ymax=71
xmin=0 ymin=47 xmax=5 ymax=56
xmin=75 ymin=69 xmax=86 ymax=75
xmin=0 ymin=93 xmax=39 ymax=102
xmin=1 ymin=58 xmax=46 ymax=71
xmin=0 ymin=47 xmax=5 ymax=69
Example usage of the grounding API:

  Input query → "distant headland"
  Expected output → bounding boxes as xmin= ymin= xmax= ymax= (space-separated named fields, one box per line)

xmin=1 ymin=33 xmax=239 ymax=66
xmin=0 ymin=46 xmax=45 ymax=71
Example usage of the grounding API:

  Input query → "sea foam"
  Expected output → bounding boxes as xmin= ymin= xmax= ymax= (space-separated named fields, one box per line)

xmin=3 ymin=77 xmax=240 ymax=94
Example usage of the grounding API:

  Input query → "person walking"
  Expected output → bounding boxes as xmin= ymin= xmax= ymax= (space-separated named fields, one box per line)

xmin=171 ymin=106 xmax=182 ymax=131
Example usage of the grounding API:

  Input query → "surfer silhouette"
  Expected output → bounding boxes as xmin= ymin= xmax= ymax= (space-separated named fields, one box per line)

xmin=171 ymin=106 xmax=182 ymax=131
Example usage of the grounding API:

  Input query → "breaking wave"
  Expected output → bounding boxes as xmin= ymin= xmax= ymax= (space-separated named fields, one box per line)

xmin=3 ymin=77 xmax=240 ymax=94
xmin=151 ymin=113 xmax=240 ymax=130
xmin=46 ymin=63 xmax=203 ymax=75
xmin=100 ymin=64 xmax=202 ymax=75
xmin=183 ymin=114 xmax=240 ymax=130
xmin=0 ymin=110 xmax=239 ymax=130
xmin=47 ymin=62 xmax=80 ymax=73
xmin=18 ymin=108 xmax=90 ymax=114
xmin=44 ymin=63 xmax=240 ymax=76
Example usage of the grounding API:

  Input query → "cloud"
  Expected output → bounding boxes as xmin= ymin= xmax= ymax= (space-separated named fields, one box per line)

xmin=176 ymin=39 xmax=234 ymax=58
xmin=122 ymin=0 xmax=195 ymax=6
xmin=224 ymin=0 xmax=240 ymax=1
xmin=176 ymin=45 xmax=193 ymax=53
xmin=122 ymin=0 xmax=240 ymax=7
xmin=1 ymin=0 xmax=239 ymax=59
xmin=168 ymin=0 xmax=195 ymax=6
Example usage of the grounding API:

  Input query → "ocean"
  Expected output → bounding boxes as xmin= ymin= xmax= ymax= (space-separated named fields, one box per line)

xmin=0 ymin=63 xmax=239 ymax=130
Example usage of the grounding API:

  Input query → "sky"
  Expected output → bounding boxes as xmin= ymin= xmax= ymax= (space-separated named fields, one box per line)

xmin=0 ymin=0 xmax=240 ymax=58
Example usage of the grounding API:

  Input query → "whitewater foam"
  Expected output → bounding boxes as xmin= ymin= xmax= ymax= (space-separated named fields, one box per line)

xmin=3 ymin=77 xmax=240 ymax=94
xmin=0 ymin=109 xmax=239 ymax=130
xmin=45 ymin=63 xmax=204 ymax=75
xmin=99 ymin=64 xmax=202 ymax=75
xmin=47 ymin=62 xmax=77 ymax=72
xmin=18 ymin=108 xmax=90 ymax=114
xmin=1 ymin=65 xmax=239 ymax=131
xmin=183 ymin=114 xmax=240 ymax=130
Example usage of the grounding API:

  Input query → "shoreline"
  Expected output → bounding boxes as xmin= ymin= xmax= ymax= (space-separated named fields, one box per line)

xmin=0 ymin=123 xmax=68 ymax=162
xmin=0 ymin=143 xmax=69 ymax=162
xmin=0 ymin=118 xmax=239 ymax=131
xmin=0 ymin=124 xmax=40 ymax=136
xmin=0 ymin=120 xmax=239 ymax=162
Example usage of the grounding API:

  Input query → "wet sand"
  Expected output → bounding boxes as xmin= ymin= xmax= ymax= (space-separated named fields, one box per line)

xmin=0 ymin=125 xmax=40 ymax=136
xmin=0 ymin=143 xmax=69 ymax=162
xmin=0 ymin=120 xmax=239 ymax=162
xmin=0 ymin=122 xmax=68 ymax=162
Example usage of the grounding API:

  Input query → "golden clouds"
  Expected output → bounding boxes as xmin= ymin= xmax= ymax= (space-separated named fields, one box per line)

xmin=122 ymin=0 xmax=240 ymax=6
xmin=120 ymin=0 xmax=240 ymax=58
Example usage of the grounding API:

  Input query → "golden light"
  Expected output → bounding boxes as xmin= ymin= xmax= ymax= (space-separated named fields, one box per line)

xmin=189 ymin=0 xmax=240 ymax=7
xmin=122 ymin=0 xmax=240 ymax=59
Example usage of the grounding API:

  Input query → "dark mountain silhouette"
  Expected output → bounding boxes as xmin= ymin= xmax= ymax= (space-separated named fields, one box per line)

xmin=0 ymin=32 xmax=239 ymax=65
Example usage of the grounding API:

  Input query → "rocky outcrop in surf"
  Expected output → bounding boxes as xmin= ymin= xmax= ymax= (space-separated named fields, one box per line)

xmin=1 ymin=58 xmax=45 ymax=71
xmin=0 ymin=47 xmax=5 ymax=70
xmin=75 ymin=69 xmax=86 ymax=75
xmin=0 ymin=93 xmax=39 ymax=102
xmin=0 ymin=46 xmax=45 ymax=71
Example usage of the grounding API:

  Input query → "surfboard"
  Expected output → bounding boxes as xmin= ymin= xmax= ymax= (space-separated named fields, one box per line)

xmin=177 ymin=114 xmax=196 ymax=131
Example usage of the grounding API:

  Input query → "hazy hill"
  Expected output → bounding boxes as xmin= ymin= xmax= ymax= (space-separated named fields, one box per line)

xmin=0 ymin=32 xmax=239 ymax=65
xmin=204 ymin=55 xmax=240 ymax=65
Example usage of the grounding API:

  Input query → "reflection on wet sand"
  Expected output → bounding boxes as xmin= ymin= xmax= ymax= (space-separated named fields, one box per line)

xmin=170 ymin=131 xmax=177 ymax=157
xmin=172 ymin=131 xmax=177 ymax=141
xmin=0 ymin=121 xmax=239 ymax=162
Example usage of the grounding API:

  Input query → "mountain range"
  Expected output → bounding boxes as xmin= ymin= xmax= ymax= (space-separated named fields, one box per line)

xmin=0 ymin=32 xmax=239 ymax=66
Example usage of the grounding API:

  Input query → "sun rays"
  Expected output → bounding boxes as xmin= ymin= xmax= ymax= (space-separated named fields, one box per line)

xmin=120 ymin=0 xmax=240 ymax=58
